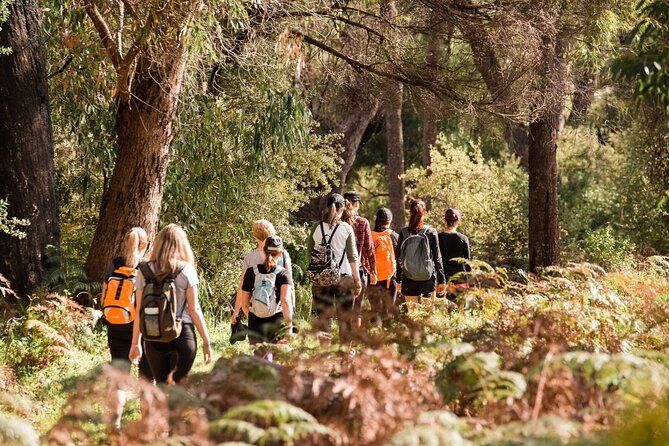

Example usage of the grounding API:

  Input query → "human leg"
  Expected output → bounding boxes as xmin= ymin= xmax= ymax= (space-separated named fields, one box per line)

xmin=144 ymin=341 xmax=174 ymax=384
xmin=171 ymin=324 xmax=197 ymax=384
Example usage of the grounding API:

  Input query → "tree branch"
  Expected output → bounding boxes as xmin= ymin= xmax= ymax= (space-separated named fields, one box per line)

xmin=47 ymin=56 xmax=73 ymax=79
xmin=83 ymin=0 xmax=122 ymax=69
xmin=292 ymin=29 xmax=466 ymax=103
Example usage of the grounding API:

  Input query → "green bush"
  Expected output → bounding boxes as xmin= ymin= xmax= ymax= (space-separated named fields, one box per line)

xmin=582 ymin=226 xmax=637 ymax=271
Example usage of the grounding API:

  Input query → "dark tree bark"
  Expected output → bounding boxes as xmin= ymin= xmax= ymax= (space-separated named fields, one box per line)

xmin=568 ymin=71 xmax=598 ymax=125
xmin=528 ymin=35 xmax=569 ymax=271
xmin=528 ymin=104 xmax=562 ymax=271
xmin=0 ymin=0 xmax=60 ymax=296
xmin=85 ymin=48 xmax=190 ymax=281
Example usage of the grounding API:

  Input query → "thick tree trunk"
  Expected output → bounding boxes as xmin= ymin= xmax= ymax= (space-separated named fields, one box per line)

xmin=528 ymin=102 xmax=562 ymax=271
xmin=85 ymin=51 xmax=189 ymax=281
xmin=0 ymin=0 xmax=60 ymax=296
xmin=384 ymin=83 xmax=406 ymax=230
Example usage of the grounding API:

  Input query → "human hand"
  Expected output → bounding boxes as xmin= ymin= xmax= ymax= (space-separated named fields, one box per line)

xmin=397 ymin=282 xmax=402 ymax=294
xmin=354 ymin=280 xmax=362 ymax=296
xmin=202 ymin=343 xmax=212 ymax=364
xmin=369 ymin=273 xmax=378 ymax=285
xmin=436 ymin=283 xmax=446 ymax=296
xmin=129 ymin=344 xmax=142 ymax=365
xmin=231 ymin=313 xmax=238 ymax=325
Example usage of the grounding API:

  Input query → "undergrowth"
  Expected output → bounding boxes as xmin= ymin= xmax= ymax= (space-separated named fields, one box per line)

xmin=3 ymin=259 xmax=669 ymax=445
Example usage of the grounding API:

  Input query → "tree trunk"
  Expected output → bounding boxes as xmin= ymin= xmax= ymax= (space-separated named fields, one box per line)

xmin=384 ymin=83 xmax=406 ymax=230
xmin=0 ymin=0 xmax=60 ymax=296
xmin=335 ymin=97 xmax=381 ymax=192
xmin=85 ymin=50 xmax=189 ymax=281
xmin=421 ymin=30 xmax=442 ymax=168
xmin=528 ymin=101 xmax=562 ymax=271
xmin=568 ymin=71 xmax=598 ymax=125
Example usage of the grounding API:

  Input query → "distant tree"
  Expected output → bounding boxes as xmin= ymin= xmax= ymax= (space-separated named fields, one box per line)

xmin=0 ymin=0 xmax=61 ymax=296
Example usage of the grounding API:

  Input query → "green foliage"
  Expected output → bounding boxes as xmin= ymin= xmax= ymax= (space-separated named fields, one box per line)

xmin=611 ymin=0 xmax=669 ymax=110
xmin=405 ymin=137 xmax=528 ymax=267
xmin=0 ymin=199 xmax=29 ymax=239
xmin=582 ymin=226 xmax=637 ymax=271
xmin=436 ymin=344 xmax=527 ymax=407
xmin=210 ymin=399 xmax=341 ymax=445
xmin=0 ymin=0 xmax=14 ymax=55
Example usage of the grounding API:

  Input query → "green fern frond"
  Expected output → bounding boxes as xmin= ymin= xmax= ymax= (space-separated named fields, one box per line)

xmin=209 ymin=419 xmax=264 ymax=443
xmin=262 ymin=421 xmax=341 ymax=445
xmin=223 ymin=399 xmax=316 ymax=427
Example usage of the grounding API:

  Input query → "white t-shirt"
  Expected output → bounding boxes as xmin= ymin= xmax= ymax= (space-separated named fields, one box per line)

xmin=311 ymin=222 xmax=356 ymax=276
xmin=135 ymin=262 xmax=199 ymax=324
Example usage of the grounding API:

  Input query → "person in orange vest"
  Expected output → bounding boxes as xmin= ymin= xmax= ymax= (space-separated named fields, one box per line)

xmin=369 ymin=208 xmax=399 ymax=323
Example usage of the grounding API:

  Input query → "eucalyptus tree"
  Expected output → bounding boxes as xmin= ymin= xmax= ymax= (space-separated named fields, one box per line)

xmin=0 ymin=0 xmax=61 ymax=296
xmin=78 ymin=0 xmax=203 ymax=280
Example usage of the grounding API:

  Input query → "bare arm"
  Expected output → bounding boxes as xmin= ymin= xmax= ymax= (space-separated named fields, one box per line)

xmin=129 ymin=288 xmax=143 ymax=364
xmin=241 ymin=290 xmax=251 ymax=316
xmin=186 ymin=285 xmax=212 ymax=364
xmin=280 ymin=284 xmax=293 ymax=334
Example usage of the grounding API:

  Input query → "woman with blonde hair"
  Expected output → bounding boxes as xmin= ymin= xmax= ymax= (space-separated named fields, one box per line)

xmin=129 ymin=224 xmax=212 ymax=384
xmin=100 ymin=227 xmax=152 ymax=431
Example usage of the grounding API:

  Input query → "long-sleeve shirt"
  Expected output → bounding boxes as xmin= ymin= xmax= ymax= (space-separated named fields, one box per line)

xmin=438 ymin=231 xmax=471 ymax=281
xmin=353 ymin=216 xmax=376 ymax=275
xmin=395 ymin=225 xmax=445 ymax=284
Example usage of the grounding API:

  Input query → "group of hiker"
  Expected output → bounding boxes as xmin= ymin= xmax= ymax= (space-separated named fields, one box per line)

xmin=98 ymin=191 xmax=470 ymax=430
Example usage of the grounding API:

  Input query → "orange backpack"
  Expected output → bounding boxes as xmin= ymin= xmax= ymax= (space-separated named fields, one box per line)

xmin=372 ymin=229 xmax=396 ymax=282
xmin=102 ymin=261 xmax=137 ymax=325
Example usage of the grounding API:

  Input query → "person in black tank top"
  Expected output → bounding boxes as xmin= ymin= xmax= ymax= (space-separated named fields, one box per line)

xmin=437 ymin=208 xmax=471 ymax=287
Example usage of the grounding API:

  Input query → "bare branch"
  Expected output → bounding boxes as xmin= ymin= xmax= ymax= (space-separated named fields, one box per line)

xmin=83 ymin=0 xmax=122 ymax=69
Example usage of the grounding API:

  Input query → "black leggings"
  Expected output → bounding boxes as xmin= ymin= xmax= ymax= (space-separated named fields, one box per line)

xmin=107 ymin=325 xmax=153 ymax=380
xmin=312 ymin=276 xmax=355 ymax=341
xmin=144 ymin=323 xmax=197 ymax=384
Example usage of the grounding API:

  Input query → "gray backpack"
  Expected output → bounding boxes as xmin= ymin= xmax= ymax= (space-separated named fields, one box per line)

xmin=250 ymin=265 xmax=284 ymax=318
xmin=399 ymin=226 xmax=434 ymax=281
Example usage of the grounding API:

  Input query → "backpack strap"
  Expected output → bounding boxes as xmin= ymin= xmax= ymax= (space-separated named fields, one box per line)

xmin=139 ymin=262 xmax=155 ymax=283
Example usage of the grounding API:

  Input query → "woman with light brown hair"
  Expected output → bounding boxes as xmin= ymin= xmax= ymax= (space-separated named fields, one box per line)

xmin=396 ymin=199 xmax=446 ymax=309
xmin=129 ymin=224 xmax=212 ymax=384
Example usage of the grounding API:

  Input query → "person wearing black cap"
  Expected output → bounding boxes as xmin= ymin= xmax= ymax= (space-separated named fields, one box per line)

xmin=241 ymin=235 xmax=294 ymax=361
xmin=343 ymin=191 xmax=377 ymax=318
xmin=307 ymin=193 xmax=361 ymax=344
xmin=438 ymin=208 xmax=471 ymax=292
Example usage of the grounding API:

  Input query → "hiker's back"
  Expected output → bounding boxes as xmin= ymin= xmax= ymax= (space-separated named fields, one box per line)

xmin=372 ymin=229 xmax=396 ymax=281
xmin=399 ymin=226 xmax=434 ymax=282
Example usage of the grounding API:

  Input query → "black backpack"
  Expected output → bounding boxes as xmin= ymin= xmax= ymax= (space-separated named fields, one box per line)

xmin=306 ymin=223 xmax=345 ymax=287
xmin=138 ymin=262 xmax=186 ymax=343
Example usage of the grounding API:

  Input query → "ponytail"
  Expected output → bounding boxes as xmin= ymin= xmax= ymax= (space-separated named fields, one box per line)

xmin=321 ymin=193 xmax=345 ymax=226
xmin=121 ymin=227 xmax=148 ymax=268
xmin=264 ymin=251 xmax=281 ymax=271
xmin=342 ymin=199 xmax=357 ymax=226
xmin=408 ymin=198 xmax=427 ymax=234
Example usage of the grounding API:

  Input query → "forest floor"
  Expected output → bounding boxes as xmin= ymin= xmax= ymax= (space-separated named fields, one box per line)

xmin=3 ymin=259 xmax=669 ymax=445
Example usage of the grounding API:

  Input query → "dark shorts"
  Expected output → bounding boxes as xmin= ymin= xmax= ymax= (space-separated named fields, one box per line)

xmin=248 ymin=312 xmax=284 ymax=344
xmin=401 ymin=278 xmax=436 ymax=297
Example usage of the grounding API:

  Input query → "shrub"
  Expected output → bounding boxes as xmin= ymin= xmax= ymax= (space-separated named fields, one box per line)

xmin=582 ymin=226 xmax=637 ymax=271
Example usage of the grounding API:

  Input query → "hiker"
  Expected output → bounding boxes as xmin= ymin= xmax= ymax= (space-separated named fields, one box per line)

xmin=369 ymin=208 xmax=399 ymax=323
xmin=438 ymin=208 xmax=471 ymax=299
xmin=396 ymin=198 xmax=446 ymax=309
xmin=231 ymin=220 xmax=294 ymax=327
xmin=307 ymin=193 xmax=361 ymax=344
xmin=100 ymin=227 xmax=153 ymax=431
xmin=240 ymin=236 xmax=294 ymax=362
xmin=343 ymin=191 xmax=377 ymax=318
xmin=129 ymin=224 xmax=212 ymax=384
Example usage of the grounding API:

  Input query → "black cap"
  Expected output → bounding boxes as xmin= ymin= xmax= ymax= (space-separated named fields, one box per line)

xmin=327 ymin=193 xmax=345 ymax=209
xmin=344 ymin=191 xmax=362 ymax=203
xmin=264 ymin=235 xmax=283 ymax=253
xmin=445 ymin=208 xmax=461 ymax=222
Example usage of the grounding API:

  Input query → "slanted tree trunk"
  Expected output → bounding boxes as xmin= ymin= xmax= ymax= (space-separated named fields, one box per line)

xmin=0 ymin=0 xmax=60 ymax=296
xmin=85 ymin=51 xmax=190 ymax=281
